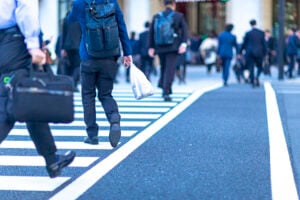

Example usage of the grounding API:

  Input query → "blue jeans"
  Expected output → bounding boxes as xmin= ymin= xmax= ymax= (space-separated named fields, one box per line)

xmin=80 ymin=58 xmax=120 ymax=138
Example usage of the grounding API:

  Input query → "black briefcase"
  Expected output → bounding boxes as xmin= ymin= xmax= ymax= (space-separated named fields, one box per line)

xmin=7 ymin=66 xmax=75 ymax=123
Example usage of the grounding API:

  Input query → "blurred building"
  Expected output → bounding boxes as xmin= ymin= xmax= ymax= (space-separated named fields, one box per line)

xmin=39 ymin=0 xmax=300 ymax=57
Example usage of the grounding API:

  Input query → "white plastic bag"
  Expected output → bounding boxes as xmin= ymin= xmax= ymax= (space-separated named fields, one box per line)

xmin=130 ymin=63 xmax=154 ymax=100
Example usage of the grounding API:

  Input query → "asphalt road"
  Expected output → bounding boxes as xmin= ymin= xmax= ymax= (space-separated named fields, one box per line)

xmin=1 ymin=65 xmax=300 ymax=200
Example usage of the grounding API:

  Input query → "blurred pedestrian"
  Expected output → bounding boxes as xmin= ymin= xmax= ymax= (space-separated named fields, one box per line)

xmin=127 ymin=31 xmax=140 ymax=82
xmin=61 ymin=11 xmax=81 ymax=91
xmin=217 ymin=24 xmax=238 ymax=86
xmin=296 ymin=29 xmax=300 ymax=76
xmin=239 ymin=19 xmax=267 ymax=87
xmin=200 ymin=31 xmax=218 ymax=74
xmin=175 ymin=51 xmax=187 ymax=84
xmin=0 ymin=0 xmax=75 ymax=178
xmin=286 ymin=27 xmax=299 ymax=78
xmin=188 ymin=33 xmax=202 ymax=64
xmin=138 ymin=21 xmax=154 ymax=81
xmin=68 ymin=0 xmax=132 ymax=147
xmin=263 ymin=29 xmax=277 ymax=76
xmin=149 ymin=0 xmax=188 ymax=101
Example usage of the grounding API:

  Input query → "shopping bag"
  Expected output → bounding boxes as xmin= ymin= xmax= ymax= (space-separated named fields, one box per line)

xmin=130 ymin=63 xmax=154 ymax=100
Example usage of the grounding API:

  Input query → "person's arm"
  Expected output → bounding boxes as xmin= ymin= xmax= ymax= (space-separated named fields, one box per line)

xmin=178 ymin=13 xmax=189 ymax=54
xmin=114 ymin=1 xmax=132 ymax=66
xmin=114 ymin=2 xmax=131 ymax=56
xmin=15 ymin=0 xmax=45 ymax=64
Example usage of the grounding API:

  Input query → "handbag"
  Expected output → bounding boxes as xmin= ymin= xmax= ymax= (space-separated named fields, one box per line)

xmin=6 ymin=65 xmax=75 ymax=123
xmin=130 ymin=63 xmax=154 ymax=100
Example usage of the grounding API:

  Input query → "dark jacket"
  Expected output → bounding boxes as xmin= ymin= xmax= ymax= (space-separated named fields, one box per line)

xmin=67 ymin=0 xmax=132 ymax=61
xmin=217 ymin=31 xmax=238 ymax=58
xmin=240 ymin=28 xmax=267 ymax=58
xmin=62 ymin=14 xmax=81 ymax=50
xmin=286 ymin=34 xmax=299 ymax=56
xmin=138 ymin=30 xmax=151 ymax=57
xmin=149 ymin=7 xmax=188 ymax=54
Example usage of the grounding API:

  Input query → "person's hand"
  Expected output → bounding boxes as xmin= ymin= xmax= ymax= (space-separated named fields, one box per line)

xmin=123 ymin=55 xmax=132 ymax=68
xmin=178 ymin=43 xmax=187 ymax=54
xmin=61 ymin=49 xmax=67 ymax=57
xmin=29 ymin=48 xmax=46 ymax=65
xmin=148 ymin=48 xmax=155 ymax=57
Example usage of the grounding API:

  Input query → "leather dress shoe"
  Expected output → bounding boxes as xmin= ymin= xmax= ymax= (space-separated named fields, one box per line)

xmin=163 ymin=95 xmax=172 ymax=102
xmin=84 ymin=136 xmax=99 ymax=145
xmin=109 ymin=123 xmax=121 ymax=148
xmin=46 ymin=150 xmax=76 ymax=178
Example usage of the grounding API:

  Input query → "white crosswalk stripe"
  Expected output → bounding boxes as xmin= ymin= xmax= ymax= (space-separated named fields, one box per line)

xmin=0 ymin=90 xmax=191 ymax=193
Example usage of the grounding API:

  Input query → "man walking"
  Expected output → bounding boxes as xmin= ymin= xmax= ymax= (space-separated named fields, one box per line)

xmin=286 ymin=27 xmax=299 ymax=79
xmin=0 ymin=0 xmax=75 ymax=178
xmin=68 ymin=0 xmax=132 ymax=147
xmin=148 ymin=0 xmax=188 ymax=101
xmin=61 ymin=11 xmax=81 ymax=92
xmin=217 ymin=24 xmax=238 ymax=86
xmin=138 ymin=21 xmax=154 ymax=81
xmin=239 ymin=19 xmax=267 ymax=87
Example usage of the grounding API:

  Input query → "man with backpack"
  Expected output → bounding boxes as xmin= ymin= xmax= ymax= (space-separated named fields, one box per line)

xmin=68 ymin=0 xmax=132 ymax=147
xmin=148 ymin=0 xmax=188 ymax=102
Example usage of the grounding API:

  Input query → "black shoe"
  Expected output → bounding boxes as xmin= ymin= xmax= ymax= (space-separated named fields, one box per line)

xmin=255 ymin=78 xmax=260 ymax=87
xmin=46 ymin=151 xmax=76 ymax=178
xmin=109 ymin=123 xmax=121 ymax=148
xmin=163 ymin=95 xmax=172 ymax=102
xmin=84 ymin=136 xmax=99 ymax=145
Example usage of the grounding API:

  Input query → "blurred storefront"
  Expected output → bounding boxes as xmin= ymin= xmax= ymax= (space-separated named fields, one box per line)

xmin=40 ymin=0 xmax=300 ymax=57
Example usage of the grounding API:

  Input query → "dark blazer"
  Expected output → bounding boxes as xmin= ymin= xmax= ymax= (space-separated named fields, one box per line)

xmin=138 ymin=30 xmax=151 ymax=57
xmin=61 ymin=14 xmax=81 ymax=50
xmin=217 ymin=31 xmax=238 ymax=58
xmin=240 ymin=28 xmax=267 ymax=58
xmin=286 ymin=34 xmax=299 ymax=56
xmin=68 ymin=0 xmax=132 ymax=61
xmin=149 ymin=7 xmax=188 ymax=54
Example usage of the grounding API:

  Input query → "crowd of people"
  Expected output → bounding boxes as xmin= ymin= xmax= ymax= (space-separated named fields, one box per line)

xmin=3 ymin=0 xmax=300 ymax=179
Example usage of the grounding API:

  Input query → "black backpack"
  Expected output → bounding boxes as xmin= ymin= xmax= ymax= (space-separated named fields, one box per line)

xmin=153 ymin=11 xmax=175 ymax=46
xmin=85 ymin=0 xmax=120 ymax=58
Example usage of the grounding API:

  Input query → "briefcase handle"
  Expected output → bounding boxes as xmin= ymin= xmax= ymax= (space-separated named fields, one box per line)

xmin=29 ymin=64 xmax=55 ymax=79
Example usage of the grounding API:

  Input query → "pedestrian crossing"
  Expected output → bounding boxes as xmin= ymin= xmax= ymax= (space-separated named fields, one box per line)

xmin=0 ymin=88 xmax=192 ymax=194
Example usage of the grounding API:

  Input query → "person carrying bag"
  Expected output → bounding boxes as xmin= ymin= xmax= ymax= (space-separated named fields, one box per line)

xmin=0 ymin=0 xmax=75 ymax=178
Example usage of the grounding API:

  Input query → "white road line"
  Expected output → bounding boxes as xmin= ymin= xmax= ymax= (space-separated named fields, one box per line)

xmin=50 ymin=82 xmax=222 ymax=200
xmin=264 ymin=82 xmax=299 ymax=200
xmin=15 ymin=121 xmax=151 ymax=127
xmin=0 ymin=176 xmax=70 ymax=191
xmin=73 ymin=113 xmax=161 ymax=119
xmin=79 ymin=97 xmax=185 ymax=101
xmin=9 ymin=129 xmax=137 ymax=137
xmin=74 ymin=93 xmax=189 ymax=97
xmin=0 ymin=156 xmax=98 ymax=167
xmin=74 ymin=101 xmax=177 ymax=107
xmin=0 ymin=141 xmax=114 ymax=150
xmin=74 ymin=107 xmax=170 ymax=112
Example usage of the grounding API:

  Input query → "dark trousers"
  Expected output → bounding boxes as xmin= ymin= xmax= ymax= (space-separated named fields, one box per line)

xmin=221 ymin=57 xmax=232 ymax=84
xmin=140 ymin=56 xmax=154 ymax=81
xmin=158 ymin=52 xmax=178 ymax=95
xmin=80 ymin=58 xmax=120 ymax=138
xmin=0 ymin=29 xmax=57 ymax=158
xmin=288 ymin=54 xmax=296 ymax=78
xmin=246 ymin=53 xmax=263 ymax=83
xmin=65 ymin=49 xmax=80 ymax=88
